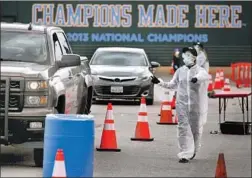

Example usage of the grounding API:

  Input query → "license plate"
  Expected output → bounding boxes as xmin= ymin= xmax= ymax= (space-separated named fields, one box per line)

xmin=29 ymin=122 xmax=43 ymax=129
xmin=110 ymin=86 xmax=123 ymax=93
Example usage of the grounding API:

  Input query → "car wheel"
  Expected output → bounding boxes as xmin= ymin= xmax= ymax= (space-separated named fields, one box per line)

xmin=34 ymin=148 xmax=43 ymax=167
xmin=77 ymin=94 xmax=88 ymax=114
xmin=146 ymin=85 xmax=154 ymax=105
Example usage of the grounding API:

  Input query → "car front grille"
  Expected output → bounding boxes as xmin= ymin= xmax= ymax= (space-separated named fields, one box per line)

xmin=0 ymin=94 xmax=22 ymax=111
xmin=0 ymin=80 xmax=21 ymax=89
xmin=95 ymin=85 xmax=140 ymax=96
xmin=99 ymin=77 xmax=136 ymax=82
xmin=0 ymin=79 xmax=23 ymax=112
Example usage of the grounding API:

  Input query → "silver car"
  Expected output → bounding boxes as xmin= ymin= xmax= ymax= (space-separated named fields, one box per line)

xmin=89 ymin=47 xmax=160 ymax=105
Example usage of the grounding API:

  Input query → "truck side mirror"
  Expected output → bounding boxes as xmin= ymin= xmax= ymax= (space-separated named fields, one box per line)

xmin=58 ymin=54 xmax=81 ymax=68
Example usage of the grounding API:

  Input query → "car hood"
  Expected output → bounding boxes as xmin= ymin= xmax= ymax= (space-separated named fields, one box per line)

xmin=90 ymin=65 xmax=150 ymax=77
xmin=1 ymin=61 xmax=51 ymax=78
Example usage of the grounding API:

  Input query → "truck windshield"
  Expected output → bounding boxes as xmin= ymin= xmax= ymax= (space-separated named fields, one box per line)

xmin=1 ymin=31 xmax=49 ymax=64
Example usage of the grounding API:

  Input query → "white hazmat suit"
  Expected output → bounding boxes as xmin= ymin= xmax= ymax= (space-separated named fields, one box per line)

xmin=158 ymin=55 xmax=209 ymax=160
xmin=196 ymin=50 xmax=209 ymax=73
xmin=194 ymin=44 xmax=209 ymax=73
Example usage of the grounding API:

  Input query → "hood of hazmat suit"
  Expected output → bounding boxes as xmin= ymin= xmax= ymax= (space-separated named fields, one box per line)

xmin=158 ymin=64 xmax=209 ymax=159
xmin=196 ymin=51 xmax=209 ymax=73
xmin=193 ymin=43 xmax=209 ymax=73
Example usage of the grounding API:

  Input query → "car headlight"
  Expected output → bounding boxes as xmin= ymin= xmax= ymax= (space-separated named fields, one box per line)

xmin=26 ymin=81 xmax=48 ymax=90
xmin=24 ymin=96 xmax=48 ymax=107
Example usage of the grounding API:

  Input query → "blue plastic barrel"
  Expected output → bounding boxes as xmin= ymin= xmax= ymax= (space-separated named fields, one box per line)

xmin=42 ymin=114 xmax=94 ymax=177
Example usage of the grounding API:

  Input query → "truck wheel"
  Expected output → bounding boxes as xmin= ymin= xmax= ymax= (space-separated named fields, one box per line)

xmin=34 ymin=148 xmax=43 ymax=167
xmin=84 ymin=87 xmax=93 ymax=114
xmin=78 ymin=87 xmax=93 ymax=115
xmin=56 ymin=95 xmax=65 ymax=114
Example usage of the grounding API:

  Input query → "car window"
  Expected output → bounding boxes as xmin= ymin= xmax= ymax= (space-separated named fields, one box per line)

xmin=56 ymin=32 xmax=71 ymax=54
xmin=90 ymin=51 xmax=148 ymax=66
xmin=1 ymin=31 xmax=49 ymax=64
xmin=54 ymin=41 xmax=63 ymax=61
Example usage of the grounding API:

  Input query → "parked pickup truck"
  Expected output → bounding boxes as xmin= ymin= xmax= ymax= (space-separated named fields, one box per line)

xmin=0 ymin=22 xmax=93 ymax=167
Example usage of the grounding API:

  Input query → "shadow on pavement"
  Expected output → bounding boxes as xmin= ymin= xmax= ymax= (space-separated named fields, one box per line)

xmin=0 ymin=147 xmax=34 ymax=167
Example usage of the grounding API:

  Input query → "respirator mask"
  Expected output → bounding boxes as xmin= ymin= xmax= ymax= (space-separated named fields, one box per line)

xmin=182 ymin=52 xmax=196 ymax=66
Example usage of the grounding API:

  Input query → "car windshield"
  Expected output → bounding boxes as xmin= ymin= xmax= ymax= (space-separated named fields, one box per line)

xmin=1 ymin=31 xmax=49 ymax=64
xmin=90 ymin=51 xmax=148 ymax=66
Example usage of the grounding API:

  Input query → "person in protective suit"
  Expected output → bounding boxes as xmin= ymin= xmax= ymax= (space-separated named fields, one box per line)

xmin=193 ymin=42 xmax=209 ymax=73
xmin=151 ymin=47 xmax=209 ymax=163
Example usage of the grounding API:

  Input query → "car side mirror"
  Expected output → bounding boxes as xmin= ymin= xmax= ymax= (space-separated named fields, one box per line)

xmin=58 ymin=54 xmax=81 ymax=68
xmin=80 ymin=56 xmax=88 ymax=62
xmin=151 ymin=61 xmax=160 ymax=68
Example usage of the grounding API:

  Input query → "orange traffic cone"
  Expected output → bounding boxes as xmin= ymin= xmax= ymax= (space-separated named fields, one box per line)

xmin=219 ymin=69 xmax=225 ymax=88
xmin=223 ymin=78 xmax=231 ymax=91
xmin=214 ymin=70 xmax=221 ymax=89
xmin=171 ymin=95 xmax=176 ymax=109
xmin=52 ymin=149 xmax=67 ymax=178
xmin=158 ymin=102 xmax=163 ymax=116
xmin=96 ymin=103 xmax=121 ymax=152
xmin=158 ymin=90 xmax=174 ymax=117
xmin=208 ymin=74 xmax=213 ymax=92
xmin=158 ymin=104 xmax=175 ymax=116
xmin=157 ymin=101 xmax=172 ymax=125
xmin=169 ymin=90 xmax=176 ymax=109
xmin=157 ymin=92 xmax=177 ymax=125
xmin=131 ymin=97 xmax=154 ymax=141
xmin=215 ymin=153 xmax=227 ymax=178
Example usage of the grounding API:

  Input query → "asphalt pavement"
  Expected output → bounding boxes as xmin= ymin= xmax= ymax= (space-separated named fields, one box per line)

xmin=1 ymin=74 xmax=251 ymax=177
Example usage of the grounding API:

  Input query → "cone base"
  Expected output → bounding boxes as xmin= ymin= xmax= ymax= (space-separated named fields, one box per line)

xmin=96 ymin=148 xmax=121 ymax=152
xmin=130 ymin=137 xmax=154 ymax=141
xmin=156 ymin=122 xmax=177 ymax=125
